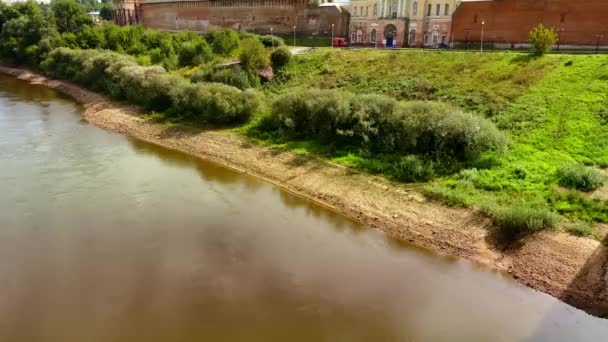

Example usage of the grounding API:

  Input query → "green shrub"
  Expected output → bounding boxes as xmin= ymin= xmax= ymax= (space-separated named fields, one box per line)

xmin=458 ymin=168 xmax=479 ymax=187
xmin=529 ymin=24 xmax=557 ymax=56
xmin=239 ymin=39 xmax=270 ymax=72
xmin=176 ymin=34 xmax=213 ymax=67
xmin=260 ymin=35 xmax=284 ymax=48
xmin=491 ymin=204 xmax=561 ymax=237
xmin=566 ymin=221 xmax=596 ymax=238
xmin=392 ymin=155 xmax=435 ymax=182
xmin=268 ymin=89 xmax=507 ymax=161
xmin=208 ymin=66 xmax=251 ymax=89
xmin=513 ymin=165 xmax=528 ymax=179
xmin=170 ymin=82 xmax=261 ymax=124
xmin=270 ymin=46 xmax=291 ymax=71
xmin=118 ymin=65 xmax=185 ymax=111
xmin=41 ymin=48 xmax=260 ymax=126
xmin=556 ymin=164 xmax=605 ymax=191
xmin=206 ymin=28 xmax=240 ymax=56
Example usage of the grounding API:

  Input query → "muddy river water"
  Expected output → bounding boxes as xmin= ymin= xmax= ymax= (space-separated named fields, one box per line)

xmin=0 ymin=74 xmax=607 ymax=341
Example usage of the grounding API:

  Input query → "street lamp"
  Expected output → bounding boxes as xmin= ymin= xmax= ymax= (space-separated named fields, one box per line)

xmin=596 ymin=33 xmax=604 ymax=54
xmin=331 ymin=24 xmax=335 ymax=48
xmin=556 ymin=28 xmax=565 ymax=50
xmin=293 ymin=25 xmax=296 ymax=47
xmin=270 ymin=27 xmax=274 ymax=51
xmin=480 ymin=20 xmax=485 ymax=53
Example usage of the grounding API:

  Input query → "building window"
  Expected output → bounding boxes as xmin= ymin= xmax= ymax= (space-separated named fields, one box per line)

xmin=366 ymin=6 xmax=369 ymax=17
xmin=373 ymin=3 xmax=378 ymax=16
xmin=409 ymin=29 xmax=416 ymax=45
xmin=354 ymin=6 xmax=358 ymax=16
xmin=560 ymin=13 xmax=566 ymax=23
xmin=424 ymin=34 xmax=428 ymax=44
xmin=427 ymin=4 xmax=431 ymax=16
xmin=412 ymin=2 xmax=417 ymax=16
xmin=444 ymin=4 xmax=449 ymax=16
xmin=371 ymin=29 xmax=377 ymax=43
xmin=392 ymin=3 xmax=397 ymax=18
xmin=474 ymin=14 xmax=478 ymax=23
xmin=436 ymin=4 xmax=440 ymax=16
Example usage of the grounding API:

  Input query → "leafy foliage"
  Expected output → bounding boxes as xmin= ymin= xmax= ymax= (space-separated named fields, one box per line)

xmin=556 ymin=164 xmax=605 ymax=191
xmin=239 ymin=39 xmax=270 ymax=72
xmin=529 ymin=24 xmax=557 ymax=56
xmin=489 ymin=203 xmax=561 ymax=238
xmin=41 ymin=48 xmax=260 ymax=125
xmin=51 ymin=0 xmax=93 ymax=34
xmin=263 ymin=89 xmax=506 ymax=161
xmin=260 ymin=35 xmax=284 ymax=48
xmin=270 ymin=46 xmax=291 ymax=71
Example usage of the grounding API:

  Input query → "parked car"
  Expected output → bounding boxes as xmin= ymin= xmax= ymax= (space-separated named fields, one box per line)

xmin=332 ymin=37 xmax=348 ymax=47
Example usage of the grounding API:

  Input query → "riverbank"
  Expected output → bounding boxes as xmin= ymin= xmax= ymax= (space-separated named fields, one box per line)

xmin=2 ymin=66 xmax=606 ymax=318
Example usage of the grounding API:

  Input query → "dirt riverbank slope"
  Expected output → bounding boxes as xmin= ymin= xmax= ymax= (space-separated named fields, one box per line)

xmin=2 ymin=66 xmax=607 ymax=318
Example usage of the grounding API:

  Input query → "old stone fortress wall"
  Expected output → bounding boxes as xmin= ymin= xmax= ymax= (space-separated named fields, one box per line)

xmin=114 ymin=0 xmax=608 ymax=48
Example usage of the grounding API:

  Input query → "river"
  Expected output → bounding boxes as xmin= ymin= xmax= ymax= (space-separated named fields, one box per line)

xmin=0 ymin=74 xmax=606 ymax=341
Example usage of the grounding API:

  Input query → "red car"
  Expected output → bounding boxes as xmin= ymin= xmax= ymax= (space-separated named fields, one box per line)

xmin=332 ymin=37 xmax=348 ymax=47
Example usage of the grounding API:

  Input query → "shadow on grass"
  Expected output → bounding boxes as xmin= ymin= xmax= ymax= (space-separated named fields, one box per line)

xmin=509 ymin=54 xmax=540 ymax=65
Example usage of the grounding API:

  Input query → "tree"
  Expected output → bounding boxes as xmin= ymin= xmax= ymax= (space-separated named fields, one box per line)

xmin=239 ymin=39 xmax=269 ymax=72
xmin=529 ymin=24 xmax=557 ymax=56
xmin=51 ymin=0 xmax=93 ymax=34
xmin=270 ymin=47 xmax=291 ymax=71
xmin=0 ymin=2 xmax=20 ymax=33
xmin=0 ymin=1 xmax=54 ymax=63
xmin=206 ymin=29 xmax=240 ymax=56
xmin=99 ymin=4 xmax=113 ymax=21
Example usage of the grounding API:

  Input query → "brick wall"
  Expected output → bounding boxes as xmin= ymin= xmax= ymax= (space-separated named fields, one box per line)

xmin=139 ymin=0 xmax=349 ymax=37
xmin=451 ymin=0 xmax=608 ymax=47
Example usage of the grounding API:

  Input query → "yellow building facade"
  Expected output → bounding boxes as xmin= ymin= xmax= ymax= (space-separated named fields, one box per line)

xmin=346 ymin=0 xmax=461 ymax=47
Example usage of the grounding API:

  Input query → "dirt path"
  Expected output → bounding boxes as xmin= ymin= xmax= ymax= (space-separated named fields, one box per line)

xmin=2 ymin=66 xmax=607 ymax=318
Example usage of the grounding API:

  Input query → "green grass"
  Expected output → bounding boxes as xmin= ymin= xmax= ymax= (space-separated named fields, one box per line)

xmin=425 ymin=54 xmax=608 ymax=233
xmin=250 ymin=49 xmax=608 ymax=238
xmin=265 ymin=49 xmax=559 ymax=116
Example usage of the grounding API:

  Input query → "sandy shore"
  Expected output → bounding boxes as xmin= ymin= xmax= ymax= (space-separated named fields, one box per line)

xmin=2 ymin=66 xmax=607 ymax=318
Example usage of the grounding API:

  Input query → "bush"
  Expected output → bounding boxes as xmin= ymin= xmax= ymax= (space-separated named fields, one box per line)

xmin=206 ymin=29 xmax=240 ymax=56
xmin=556 ymin=164 xmax=605 ymax=191
xmin=208 ymin=66 xmax=251 ymax=89
xmin=392 ymin=156 xmax=435 ymax=182
xmin=118 ymin=65 xmax=185 ymax=111
xmin=260 ymin=35 xmax=284 ymax=48
xmin=270 ymin=46 xmax=291 ymax=71
xmin=239 ymin=39 xmax=270 ymax=72
xmin=492 ymin=204 xmax=561 ymax=237
xmin=41 ymin=48 xmax=261 ymax=126
xmin=267 ymin=89 xmax=507 ymax=161
xmin=567 ymin=221 xmax=596 ymax=238
xmin=175 ymin=32 xmax=213 ymax=67
xmin=529 ymin=24 xmax=557 ymax=56
xmin=170 ymin=82 xmax=261 ymax=124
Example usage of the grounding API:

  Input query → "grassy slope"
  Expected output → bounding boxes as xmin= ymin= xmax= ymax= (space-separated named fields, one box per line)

xmin=253 ymin=49 xmax=608 ymax=236
xmin=434 ymin=54 xmax=608 ymax=229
